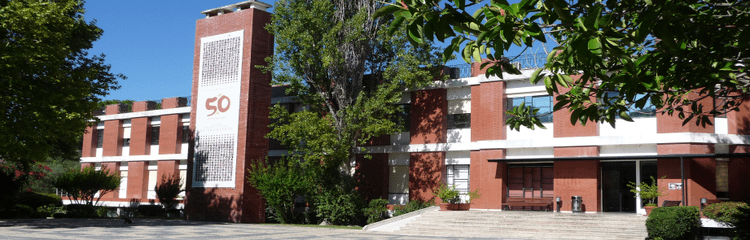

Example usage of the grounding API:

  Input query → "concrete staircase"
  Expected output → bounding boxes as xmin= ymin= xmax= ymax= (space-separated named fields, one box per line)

xmin=393 ymin=209 xmax=648 ymax=240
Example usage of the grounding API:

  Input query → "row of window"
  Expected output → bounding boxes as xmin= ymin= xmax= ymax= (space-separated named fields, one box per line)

xmin=95 ymin=125 xmax=190 ymax=148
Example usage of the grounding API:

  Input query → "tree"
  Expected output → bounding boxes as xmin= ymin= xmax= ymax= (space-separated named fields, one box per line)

xmin=154 ymin=174 xmax=183 ymax=211
xmin=53 ymin=166 xmax=120 ymax=206
xmin=378 ymin=0 xmax=749 ymax=129
xmin=261 ymin=0 xmax=441 ymax=224
xmin=0 ymin=0 xmax=123 ymax=170
xmin=247 ymin=158 xmax=313 ymax=224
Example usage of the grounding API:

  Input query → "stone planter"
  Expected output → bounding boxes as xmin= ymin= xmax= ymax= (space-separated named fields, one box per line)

xmin=644 ymin=206 xmax=657 ymax=216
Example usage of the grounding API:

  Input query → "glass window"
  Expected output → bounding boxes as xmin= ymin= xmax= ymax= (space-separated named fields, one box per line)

xmin=96 ymin=129 xmax=104 ymax=148
xmin=394 ymin=104 xmax=410 ymax=131
xmin=123 ymin=138 xmax=130 ymax=147
xmin=603 ymin=91 xmax=656 ymax=118
xmin=447 ymin=113 xmax=471 ymax=129
xmin=389 ymin=165 xmax=409 ymax=194
xmin=181 ymin=126 xmax=190 ymax=143
xmin=716 ymin=160 xmax=729 ymax=199
xmin=151 ymin=126 xmax=160 ymax=145
xmin=447 ymin=165 xmax=470 ymax=202
xmin=507 ymin=95 xmax=553 ymax=123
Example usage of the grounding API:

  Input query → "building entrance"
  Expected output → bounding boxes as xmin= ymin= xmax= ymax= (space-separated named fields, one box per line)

xmin=507 ymin=164 xmax=554 ymax=210
xmin=601 ymin=161 xmax=657 ymax=214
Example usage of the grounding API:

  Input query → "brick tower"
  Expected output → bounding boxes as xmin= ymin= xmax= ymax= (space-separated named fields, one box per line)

xmin=184 ymin=0 xmax=273 ymax=223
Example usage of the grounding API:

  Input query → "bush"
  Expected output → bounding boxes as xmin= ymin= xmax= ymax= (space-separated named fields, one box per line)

xmin=64 ymin=204 xmax=97 ymax=218
xmin=731 ymin=204 xmax=750 ymax=240
xmin=137 ymin=205 xmax=165 ymax=217
xmin=53 ymin=166 xmax=120 ymax=206
xmin=646 ymin=206 xmax=700 ymax=240
xmin=434 ymin=184 xmax=460 ymax=204
xmin=14 ymin=204 xmax=35 ymax=218
xmin=246 ymin=158 xmax=312 ymax=224
xmin=37 ymin=204 xmax=65 ymax=218
xmin=363 ymin=198 xmax=389 ymax=224
xmin=703 ymin=202 xmax=748 ymax=225
xmin=393 ymin=200 xmax=434 ymax=217
xmin=155 ymin=174 xmax=183 ymax=211
xmin=314 ymin=187 xmax=364 ymax=225
xmin=19 ymin=192 xmax=62 ymax=209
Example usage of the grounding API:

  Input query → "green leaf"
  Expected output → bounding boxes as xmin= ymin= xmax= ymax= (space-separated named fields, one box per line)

xmin=588 ymin=38 xmax=602 ymax=55
xmin=374 ymin=5 xmax=402 ymax=18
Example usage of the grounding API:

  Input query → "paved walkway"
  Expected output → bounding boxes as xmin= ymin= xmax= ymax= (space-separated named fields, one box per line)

xmin=0 ymin=218 xmax=514 ymax=240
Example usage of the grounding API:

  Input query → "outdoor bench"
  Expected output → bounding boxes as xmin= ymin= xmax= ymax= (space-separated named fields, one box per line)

xmin=502 ymin=197 xmax=554 ymax=211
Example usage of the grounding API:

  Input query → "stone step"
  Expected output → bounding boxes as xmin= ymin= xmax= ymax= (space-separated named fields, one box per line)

xmin=393 ymin=210 xmax=648 ymax=240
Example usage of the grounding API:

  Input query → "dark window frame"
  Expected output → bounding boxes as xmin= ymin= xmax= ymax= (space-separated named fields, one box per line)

xmin=96 ymin=129 xmax=104 ymax=148
xmin=151 ymin=126 xmax=160 ymax=145
xmin=447 ymin=113 xmax=471 ymax=129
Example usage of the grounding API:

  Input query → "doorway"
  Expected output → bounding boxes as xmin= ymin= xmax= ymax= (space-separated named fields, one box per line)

xmin=601 ymin=160 xmax=657 ymax=214
xmin=507 ymin=164 xmax=554 ymax=210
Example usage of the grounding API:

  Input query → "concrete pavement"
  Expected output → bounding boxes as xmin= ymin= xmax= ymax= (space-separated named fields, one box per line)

xmin=0 ymin=218 xmax=512 ymax=240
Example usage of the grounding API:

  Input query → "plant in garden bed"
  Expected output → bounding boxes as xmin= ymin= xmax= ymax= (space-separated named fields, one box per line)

xmin=154 ymin=174 xmax=183 ymax=215
xmin=392 ymin=200 xmax=434 ymax=217
xmin=363 ymin=198 xmax=389 ymax=224
xmin=646 ymin=206 xmax=700 ymax=240
xmin=704 ymin=202 xmax=748 ymax=226
xmin=434 ymin=184 xmax=460 ymax=210
xmin=53 ymin=166 xmax=120 ymax=206
xmin=628 ymin=176 xmax=666 ymax=215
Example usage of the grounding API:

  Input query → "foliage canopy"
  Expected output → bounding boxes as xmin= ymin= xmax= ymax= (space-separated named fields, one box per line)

xmin=0 ymin=0 xmax=123 ymax=168
xmin=379 ymin=0 xmax=749 ymax=129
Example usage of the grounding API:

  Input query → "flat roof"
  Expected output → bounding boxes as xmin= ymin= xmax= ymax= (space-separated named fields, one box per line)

xmin=201 ymin=1 xmax=272 ymax=17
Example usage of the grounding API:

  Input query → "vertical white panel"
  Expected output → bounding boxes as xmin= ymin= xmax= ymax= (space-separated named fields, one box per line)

xmin=193 ymin=30 xmax=244 ymax=188
xmin=119 ymin=171 xmax=128 ymax=198
xmin=147 ymin=170 xmax=157 ymax=199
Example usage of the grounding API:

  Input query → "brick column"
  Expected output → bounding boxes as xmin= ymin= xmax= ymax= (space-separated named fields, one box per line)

xmin=410 ymin=89 xmax=447 ymax=144
xmin=409 ymin=152 xmax=445 ymax=202
xmin=126 ymin=161 xmax=149 ymax=200
xmin=81 ymin=126 xmax=97 ymax=158
xmin=159 ymin=97 xmax=186 ymax=154
xmin=554 ymin=147 xmax=601 ymax=212
xmin=469 ymin=149 xmax=506 ymax=209
xmin=470 ymin=81 xmax=506 ymax=142
xmin=355 ymin=153 xmax=389 ymax=201
xmin=727 ymin=97 xmax=750 ymax=201
xmin=100 ymin=162 xmax=120 ymax=199
xmin=129 ymin=101 xmax=156 ymax=156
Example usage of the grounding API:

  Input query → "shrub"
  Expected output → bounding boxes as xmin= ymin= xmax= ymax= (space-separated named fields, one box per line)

xmin=314 ymin=186 xmax=364 ymax=225
xmin=37 ymin=204 xmax=65 ymax=218
xmin=155 ymin=174 xmax=183 ymax=211
xmin=731 ymin=203 xmax=750 ymax=240
xmin=703 ymin=201 xmax=748 ymax=225
xmin=247 ymin=158 xmax=312 ymax=224
xmin=19 ymin=192 xmax=62 ymax=209
xmin=137 ymin=205 xmax=165 ymax=217
xmin=64 ymin=204 xmax=97 ymax=218
xmin=363 ymin=198 xmax=389 ymax=224
xmin=393 ymin=200 xmax=434 ymax=217
xmin=53 ymin=166 xmax=120 ymax=206
xmin=628 ymin=176 xmax=667 ymax=206
xmin=14 ymin=204 xmax=35 ymax=218
xmin=646 ymin=206 xmax=700 ymax=240
xmin=434 ymin=184 xmax=460 ymax=204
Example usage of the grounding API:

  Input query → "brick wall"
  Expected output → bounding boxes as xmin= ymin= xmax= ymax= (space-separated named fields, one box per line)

xmin=185 ymin=7 xmax=273 ymax=223
xmin=410 ymin=89 xmax=447 ymax=144
xmin=469 ymin=150 xmax=506 ymax=209
xmin=355 ymin=153 xmax=389 ymax=201
xmin=657 ymin=144 xmax=716 ymax=207
xmin=554 ymin=146 xmax=600 ymax=212
xmin=409 ymin=152 xmax=444 ymax=203
xmin=470 ymin=81 xmax=506 ymax=142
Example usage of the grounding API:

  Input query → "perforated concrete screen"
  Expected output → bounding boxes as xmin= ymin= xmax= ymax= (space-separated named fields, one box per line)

xmin=193 ymin=30 xmax=244 ymax=188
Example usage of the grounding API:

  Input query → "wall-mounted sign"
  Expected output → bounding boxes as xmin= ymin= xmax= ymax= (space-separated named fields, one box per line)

xmin=193 ymin=30 xmax=244 ymax=188
xmin=668 ymin=183 xmax=683 ymax=190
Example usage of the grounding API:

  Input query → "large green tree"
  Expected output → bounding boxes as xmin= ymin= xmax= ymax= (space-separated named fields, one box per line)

xmin=379 ymin=0 xmax=749 ymax=129
xmin=0 ymin=0 xmax=122 ymax=168
xmin=259 ymin=0 xmax=440 ymax=224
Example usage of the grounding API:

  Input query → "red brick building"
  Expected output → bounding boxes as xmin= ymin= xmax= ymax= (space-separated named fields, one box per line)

xmin=78 ymin=0 xmax=750 ymax=222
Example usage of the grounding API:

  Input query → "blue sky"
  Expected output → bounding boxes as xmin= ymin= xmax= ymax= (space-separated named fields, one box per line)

xmin=86 ymin=0 xmax=545 ymax=101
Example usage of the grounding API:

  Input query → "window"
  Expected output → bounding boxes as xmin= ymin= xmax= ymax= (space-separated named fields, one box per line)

xmin=716 ymin=160 xmax=729 ymax=199
xmin=151 ymin=126 xmax=160 ymax=145
xmin=181 ymin=126 xmax=190 ymax=143
xmin=119 ymin=171 xmax=128 ymax=198
xmin=507 ymin=96 xmax=553 ymax=123
xmin=123 ymin=138 xmax=130 ymax=147
xmin=393 ymin=104 xmax=410 ymax=131
xmin=603 ymin=91 xmax=656 ymax=118
xmin=448 ymin=113 xmax=471 ymax=129
xmin=388 ymin=165 xmax=409 ymax=205
xmin=96 ymin=129 xmax=104 ymax=148
xmin=447 ymin=165 xmax=470 ymax=202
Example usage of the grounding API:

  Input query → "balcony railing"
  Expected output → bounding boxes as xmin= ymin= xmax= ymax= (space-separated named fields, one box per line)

xmin=448 ymin=53 xmax=547 ymax=79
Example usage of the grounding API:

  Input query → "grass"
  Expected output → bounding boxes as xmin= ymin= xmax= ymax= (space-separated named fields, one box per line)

xmin=260 ymin=223 xmax=362 ymax=230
